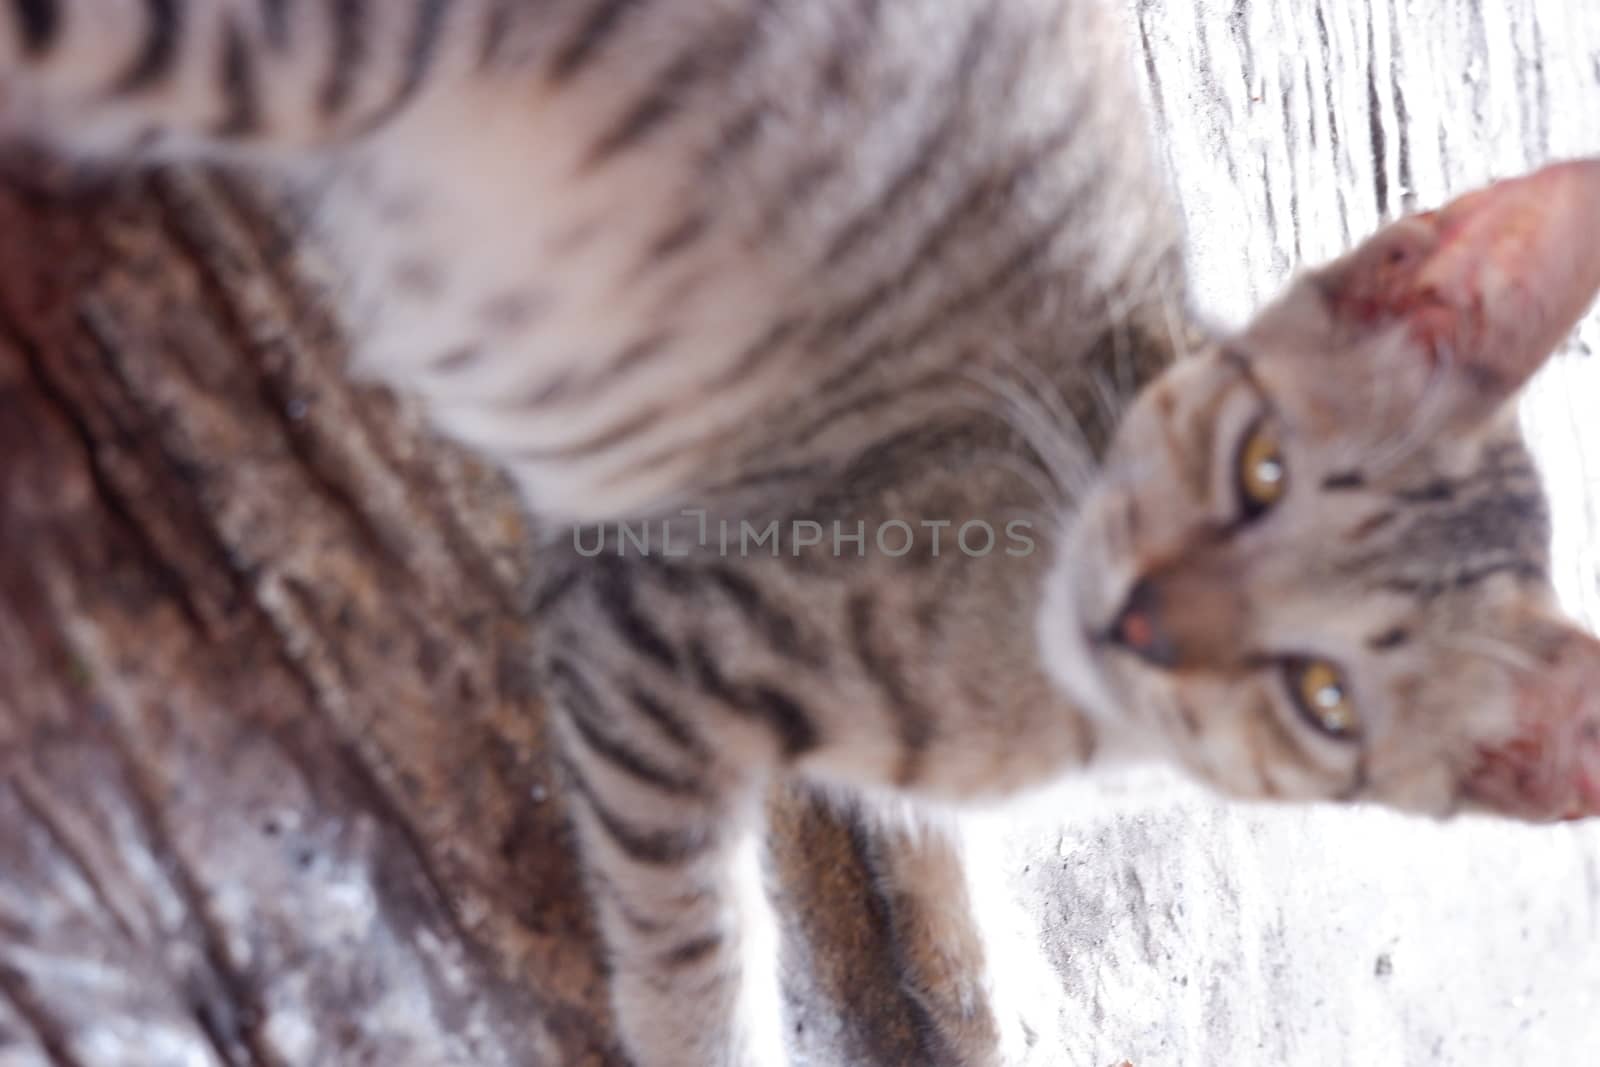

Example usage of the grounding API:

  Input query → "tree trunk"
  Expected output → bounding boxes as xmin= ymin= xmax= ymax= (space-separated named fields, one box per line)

xmin=0 ymin=167 xmax=623 ymax=1065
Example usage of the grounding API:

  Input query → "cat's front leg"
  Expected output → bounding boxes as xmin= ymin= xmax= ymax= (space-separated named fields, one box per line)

xmin=543 ymin=652 xmax=790 ymax=1067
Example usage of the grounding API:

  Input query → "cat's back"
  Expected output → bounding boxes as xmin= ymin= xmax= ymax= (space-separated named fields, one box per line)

xmin=295 ymin=0 xmax=1183 ymax=521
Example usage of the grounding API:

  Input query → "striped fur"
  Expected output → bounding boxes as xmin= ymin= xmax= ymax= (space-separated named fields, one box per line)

xmin=0 ymin=0 xmax=1176 ymax=526
xmin=5 ymin=4 xmax=1597 ymax=1066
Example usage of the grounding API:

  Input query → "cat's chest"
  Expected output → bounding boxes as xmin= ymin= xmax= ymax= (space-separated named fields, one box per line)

xmin=284 ymin=0 xmax=1173 ymax=523
xmin=307 ymin=98 xmax=809 ymax=522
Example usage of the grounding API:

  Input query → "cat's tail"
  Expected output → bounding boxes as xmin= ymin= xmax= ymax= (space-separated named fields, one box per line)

xmin=1 ymin=1 xmax=470 ymax=159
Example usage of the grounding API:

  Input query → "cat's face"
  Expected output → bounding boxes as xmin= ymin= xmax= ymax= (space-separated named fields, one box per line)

xmin=1043 ymin=160 xmax=1600 ymax=822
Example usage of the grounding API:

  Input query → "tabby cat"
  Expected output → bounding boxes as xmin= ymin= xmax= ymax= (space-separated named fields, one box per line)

xmin=5 ymin=2 xmax=1600 ymax=1065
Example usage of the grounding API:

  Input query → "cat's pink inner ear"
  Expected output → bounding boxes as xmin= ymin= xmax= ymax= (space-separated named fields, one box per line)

xmin=1326 ymin=159 xmax=1600 ymax=397
xmin=1467 ymin=621 xmax=1600 ymax=822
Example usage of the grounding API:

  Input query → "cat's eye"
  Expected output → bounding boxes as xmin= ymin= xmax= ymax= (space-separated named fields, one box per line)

xmin=1283 ymin=658 xmax=1360 ymax=739
xmin=1235 ymin=421 xmax=1287 ymax=519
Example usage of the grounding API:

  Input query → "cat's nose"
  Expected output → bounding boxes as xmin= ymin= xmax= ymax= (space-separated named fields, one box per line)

xmin=1108 ymin=577 xmax=1178 ymax=668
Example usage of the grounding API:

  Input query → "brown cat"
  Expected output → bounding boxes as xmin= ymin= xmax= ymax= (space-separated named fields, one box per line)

xmin=3 ymin=2 xmax=1598 ymax=1065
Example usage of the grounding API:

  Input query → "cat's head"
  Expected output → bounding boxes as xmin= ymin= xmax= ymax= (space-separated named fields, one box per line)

xmin=1044 ymin=160 xmax=1600 ymax=822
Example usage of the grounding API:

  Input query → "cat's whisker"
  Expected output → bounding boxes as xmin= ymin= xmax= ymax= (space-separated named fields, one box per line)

xmin=972 ymin=343 xmax=1107 ymax=469
xmin=939 ymin=392 xmax=1089 ymax=502
xmin=952 ymin=373 xmax=1098 ymax=500
xmin=865 ymin=428 xmax=1069 ymax=551
xmin=1083 ymin=281 xmax=1133 ymax=398
xmin=957 ymin=446 xmax=1070 ymax=518
xmin=1106 ymin=290 xmax=1141 ymax=401
xmin=1088 ymin=368 xmax=1129 ymax=436
xmin=979 ymin=337 xmax=1083 ymax=437
xmin=1156 ymin=281 xmax=1196 ymax=365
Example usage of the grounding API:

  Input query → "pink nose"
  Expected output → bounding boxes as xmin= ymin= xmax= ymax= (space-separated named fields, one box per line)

xmin=1108 ymin=577 xmax=1177 ymax=668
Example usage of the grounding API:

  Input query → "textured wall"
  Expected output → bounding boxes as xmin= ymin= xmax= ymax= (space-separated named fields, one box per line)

xmin=994 ymin=3 xmax=1600 ymax=1063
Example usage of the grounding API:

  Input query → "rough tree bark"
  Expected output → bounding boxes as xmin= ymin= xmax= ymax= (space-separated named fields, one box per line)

xmin=0 ymin=154 xmax=953 ymax=1065
xmin=0 ymin=164 xmax=630 ymax=1064
xmin=4 ymin=2 xmax=1600 ymax=1066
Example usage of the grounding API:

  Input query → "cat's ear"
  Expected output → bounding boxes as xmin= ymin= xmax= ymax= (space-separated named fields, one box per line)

xmin=1466 ymin=611 xmax=1600 ymax=822
xmin=1305 ymin=160 xmax=1600 ymax=422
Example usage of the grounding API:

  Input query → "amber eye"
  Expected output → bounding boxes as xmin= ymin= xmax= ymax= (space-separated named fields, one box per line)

xmin=1284 ymin=658 xmax=1360 ymax=739
xmin=1235 ymin=421 xmax=1287 ymax=519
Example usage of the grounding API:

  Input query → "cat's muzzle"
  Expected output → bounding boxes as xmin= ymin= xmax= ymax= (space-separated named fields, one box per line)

xmin=1106 ymin=577 xmax=1178 ymax=669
